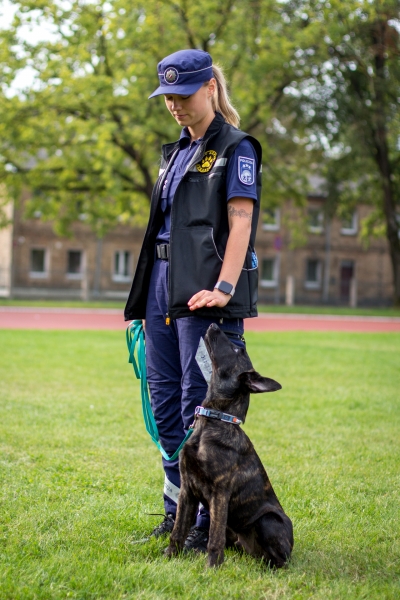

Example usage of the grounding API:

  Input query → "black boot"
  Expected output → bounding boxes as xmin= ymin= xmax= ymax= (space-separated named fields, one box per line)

xmin=183 ymin=526 xmax=209 ymax=553
xmin=150 ymin=513 xmax=175 ymax=538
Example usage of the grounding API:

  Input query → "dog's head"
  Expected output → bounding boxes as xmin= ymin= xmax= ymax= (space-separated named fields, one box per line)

xmin=204 ymin=324 xmax=281 ymax=414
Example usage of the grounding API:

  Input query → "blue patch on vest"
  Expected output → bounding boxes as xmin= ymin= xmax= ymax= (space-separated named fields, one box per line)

xmin=238 ymin=156 xmax=255 ymax=186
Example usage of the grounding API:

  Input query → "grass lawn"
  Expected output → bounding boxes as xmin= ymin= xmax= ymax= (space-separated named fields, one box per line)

xmin=1 ymin=297 xmax=400 ymax=317
xmin=0 ymin=329 xmax=399 ymax=599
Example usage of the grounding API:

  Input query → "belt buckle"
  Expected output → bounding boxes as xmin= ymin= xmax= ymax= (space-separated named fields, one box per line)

xmin=159 ymin=244 xmax=169 ymax=260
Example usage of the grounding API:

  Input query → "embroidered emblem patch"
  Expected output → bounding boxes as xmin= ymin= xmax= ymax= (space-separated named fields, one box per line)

xmin=196 ymin=150 xmax=217 ymax=173
xmin=238 ymin=156 xmax=255 ymax=186
xmin=164 ymin=67 xmax=179 ymax=84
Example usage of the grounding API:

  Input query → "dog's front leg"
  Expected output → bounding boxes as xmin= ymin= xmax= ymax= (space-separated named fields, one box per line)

xmin=207 ymin=494 xmax=229 ymax=567
xmin=165 ymin=485 xmax=197 ymax=557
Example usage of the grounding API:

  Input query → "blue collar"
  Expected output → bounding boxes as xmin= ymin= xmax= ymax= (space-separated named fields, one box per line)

xmin=179 ymin=127 xmax=204 ymax=148
xmin=194 ymin=406 xmax=242 ymax=425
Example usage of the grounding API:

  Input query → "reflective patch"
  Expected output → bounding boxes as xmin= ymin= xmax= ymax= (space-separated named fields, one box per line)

xmin=158 ymin=168 xmax=166 ymax=176
xmin=164 ymin=476 xmax=180 ymax=503
xmin=195 ymin=337 xmax=212 ymax=383
xmin=196 ymin=150 xmax=217 ymax=173
xmin=188 ymin=156 xmax=226 ymax=173
xmin=238 ymin=156 xmax=255 ymax=186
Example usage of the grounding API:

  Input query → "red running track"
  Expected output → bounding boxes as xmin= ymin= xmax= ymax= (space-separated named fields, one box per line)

xmin=0 ymin=307 xmax=400 ymax=333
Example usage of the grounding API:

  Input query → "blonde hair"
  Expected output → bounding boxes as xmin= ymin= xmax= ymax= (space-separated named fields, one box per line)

xmin=208 ymin=63 xmax=240 ymax=128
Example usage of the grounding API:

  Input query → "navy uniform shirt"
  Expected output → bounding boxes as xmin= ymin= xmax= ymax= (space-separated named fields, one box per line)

xmin=157 ymin=126 xmax=258 ymax=243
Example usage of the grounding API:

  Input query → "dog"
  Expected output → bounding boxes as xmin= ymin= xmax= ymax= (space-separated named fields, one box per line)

xmin=165 ymin=323 xmax=294 ymax=568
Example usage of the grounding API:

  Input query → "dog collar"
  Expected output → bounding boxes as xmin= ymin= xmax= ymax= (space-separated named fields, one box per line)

xmin=194 ymin=406 xmax=242 ymax=425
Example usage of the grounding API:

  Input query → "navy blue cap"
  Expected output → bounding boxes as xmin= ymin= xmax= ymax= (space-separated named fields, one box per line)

xmin=149 ymin=49 xmax=213 ymax=99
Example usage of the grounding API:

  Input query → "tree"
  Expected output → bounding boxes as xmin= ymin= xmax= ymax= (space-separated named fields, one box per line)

xmin=285 ymin=0 xmax=400 ymax=304
xmin=0 ymin=0 xmax=317 ymax=237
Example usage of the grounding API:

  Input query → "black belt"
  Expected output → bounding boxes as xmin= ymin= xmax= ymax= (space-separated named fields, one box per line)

xmin=156 ymin=244 xmax=169 ymax=260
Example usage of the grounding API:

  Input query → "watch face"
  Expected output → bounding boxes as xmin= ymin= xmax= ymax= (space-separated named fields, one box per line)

xmin=218 ymin=281 xmax=233 ymax=295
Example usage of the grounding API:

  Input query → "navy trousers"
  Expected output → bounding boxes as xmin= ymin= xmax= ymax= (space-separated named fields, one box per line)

xmin=145 ymin=257 xmax=244 ymax=529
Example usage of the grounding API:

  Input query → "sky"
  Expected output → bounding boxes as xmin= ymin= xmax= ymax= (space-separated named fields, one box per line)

xmin=0 ymin=0 xmax=60 ymax=95
xmin=0 ymin=0 xmax=16 ymax=30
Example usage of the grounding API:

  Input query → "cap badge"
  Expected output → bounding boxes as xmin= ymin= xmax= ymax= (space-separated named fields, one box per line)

xmin=196 ymin=150 xmax=217 ymax=173
xmin=164 ymin=67 xmax=179 ymax=84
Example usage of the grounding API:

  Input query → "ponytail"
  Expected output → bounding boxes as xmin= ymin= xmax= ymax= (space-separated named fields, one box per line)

xmin=209 ymin=63 xmax=240 ymax=128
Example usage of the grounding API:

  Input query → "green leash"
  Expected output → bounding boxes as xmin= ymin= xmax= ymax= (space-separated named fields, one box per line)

xmin=126 ymin=320 xmax=193 ymax=461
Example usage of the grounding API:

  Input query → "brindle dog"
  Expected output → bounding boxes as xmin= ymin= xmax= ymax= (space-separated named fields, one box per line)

xmin=165 ymin=323 xmax=294 ymax=568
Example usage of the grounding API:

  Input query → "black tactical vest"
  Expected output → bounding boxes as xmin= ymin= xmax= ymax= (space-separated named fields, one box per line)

xmin=124 ymin=113 xmax=262 ymax=322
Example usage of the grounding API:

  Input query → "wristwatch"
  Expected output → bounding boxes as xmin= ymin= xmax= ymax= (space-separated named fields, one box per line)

xmin=214 ymin=280 xmax=235 ymax=297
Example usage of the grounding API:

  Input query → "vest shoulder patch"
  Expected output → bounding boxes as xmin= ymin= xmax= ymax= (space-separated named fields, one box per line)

xmin=238 ymin=156 xmax=255 ymax=185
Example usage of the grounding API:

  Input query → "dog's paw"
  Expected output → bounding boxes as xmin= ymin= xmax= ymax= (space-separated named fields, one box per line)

xmin=234 ymin=540 xmax=245 ymax=553
xmin=164 ymin=544 xmax=180 ymax=558
xmin=207 ymin=550 xmax=225 ymax=568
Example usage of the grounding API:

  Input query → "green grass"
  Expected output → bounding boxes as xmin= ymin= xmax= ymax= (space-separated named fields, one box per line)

xmin=1 ymin=297 xmax=400 ymax=317
xmin=0 ymin=329 xmax=399 ymax=599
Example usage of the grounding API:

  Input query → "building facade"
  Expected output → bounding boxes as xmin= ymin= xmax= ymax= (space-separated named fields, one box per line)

xmin=0 ymin=197 xmax=394 ymax=307
xmin=257 ymin=198 xmax=392 ymax=306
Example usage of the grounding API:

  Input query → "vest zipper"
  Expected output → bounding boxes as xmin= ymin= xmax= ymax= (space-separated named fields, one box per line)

xmin=158 ymin=147 xmax=180 ymax=327
xmin=166 ymin=135 xmax=217 ymax=323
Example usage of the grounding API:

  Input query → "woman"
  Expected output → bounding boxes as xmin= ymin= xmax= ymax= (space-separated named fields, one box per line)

xmin=124 ymin=49 xmax=262 ymax=552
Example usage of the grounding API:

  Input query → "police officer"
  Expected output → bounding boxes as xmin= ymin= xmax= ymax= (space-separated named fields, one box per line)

xmin=124 ymin=49 xmax=262 ymax=552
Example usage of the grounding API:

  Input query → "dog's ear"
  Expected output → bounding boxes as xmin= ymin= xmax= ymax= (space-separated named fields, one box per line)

xmin=239 ymin=371 xmax=282 ymax=393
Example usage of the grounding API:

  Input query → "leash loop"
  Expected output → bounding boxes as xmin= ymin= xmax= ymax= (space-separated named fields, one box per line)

xmin=126 ymin=320 xmax=193 ymax=461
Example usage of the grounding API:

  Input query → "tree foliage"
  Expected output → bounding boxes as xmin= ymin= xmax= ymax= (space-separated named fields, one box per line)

xmin=285 ymin=0 xmax=400 ymax=302
xmin=0 ymin=0 xmax=313 ymax=236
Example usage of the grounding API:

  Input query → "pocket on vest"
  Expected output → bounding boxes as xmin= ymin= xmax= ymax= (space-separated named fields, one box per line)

xmin=170 ymin=227 xmax=222 ymax=306
xmin=233 ymin=264 xmax=257 ymax=311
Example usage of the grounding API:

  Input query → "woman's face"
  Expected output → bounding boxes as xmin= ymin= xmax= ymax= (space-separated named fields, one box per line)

xmin=164 ymin=79 xmax=216 ymax=131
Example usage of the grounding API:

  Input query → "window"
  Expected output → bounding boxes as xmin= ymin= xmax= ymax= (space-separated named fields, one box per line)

xmin=262 ymin=209 xmax=280 ymax=231
xmin=340 ymin=211 xmax=358 ymax=235
xmin=113 ymin=251 xmax=131 ymax=282
xmin=30 ymin=248 xmax=48 ymax=278
xmin=305 ymin=259 xmax=321 ymax=289
xmin=308 ymin=208 xmax=324 ymax=233
xmin=261 ymin=257 xmax=278 ymax=287
xmin=66 ymin=250 xmax=83 ymax=279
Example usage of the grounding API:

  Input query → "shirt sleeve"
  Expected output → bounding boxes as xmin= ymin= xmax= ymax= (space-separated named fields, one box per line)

xmin=226 ymin=139 xmax=259 ymax=203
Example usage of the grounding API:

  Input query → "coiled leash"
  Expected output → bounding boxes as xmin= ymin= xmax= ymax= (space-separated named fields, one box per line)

xmin=126 ymin=320 xmax=193 ymax=461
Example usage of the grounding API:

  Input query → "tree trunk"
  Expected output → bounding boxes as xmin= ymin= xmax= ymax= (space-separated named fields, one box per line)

xmin=323 ymin=217 xmax=331 ymax=303
xmin=93 ymin=237 xmax=103 ymax=298
xmin=373 ymin=92 xmax=400 ymax=305
xmin=380 ymin=172 xmax=400 ymax=306
xmin=372 ymin=21 xmax=400 ymax=306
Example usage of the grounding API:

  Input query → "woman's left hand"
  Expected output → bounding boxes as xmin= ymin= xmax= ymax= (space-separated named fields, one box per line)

xmin=188 ymin=289 xmax=231 ymax=310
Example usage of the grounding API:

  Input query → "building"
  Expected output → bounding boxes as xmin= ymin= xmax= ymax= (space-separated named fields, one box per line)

xmin=0 ymin=189 xmax=13 ymax=298
xmin=257 ymin=199 xmax=392 ymax=306
xmin=0 ymin=193 xmax=394 ymax=306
